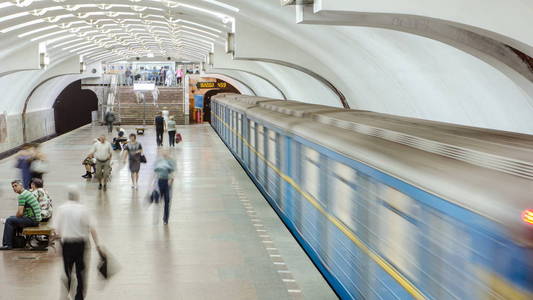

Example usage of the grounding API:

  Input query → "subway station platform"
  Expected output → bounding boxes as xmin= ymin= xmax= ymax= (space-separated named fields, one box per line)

xmin=0 ymin=124 xmax=336 ymax=300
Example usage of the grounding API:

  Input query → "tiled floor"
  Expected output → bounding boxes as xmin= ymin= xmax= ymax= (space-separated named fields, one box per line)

xmin=0 ymin=124 xmax=336 ymax=300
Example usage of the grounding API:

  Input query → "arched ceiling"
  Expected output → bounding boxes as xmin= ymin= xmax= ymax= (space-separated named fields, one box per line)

xmin=0 ymin=0 xmax=236 ymax=63
xmin=0 ymin=0 xmax=532 ymax=134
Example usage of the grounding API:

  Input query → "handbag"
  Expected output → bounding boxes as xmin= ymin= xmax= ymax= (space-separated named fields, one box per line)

xmin=140 ymin=155 xmax=147 ymax=163
xmin=30 ymin=160 xmax=49 ymax=174
xmin=97 ymin=246 xmax=120 ymax=280
xmin=176 ymin=133 xmax=182 ymax=144
xmin=149 ymin=189 xmax=160 ymax=204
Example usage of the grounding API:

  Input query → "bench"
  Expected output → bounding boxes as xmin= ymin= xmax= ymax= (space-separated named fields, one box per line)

xmin=21 ymin=223 xmax=54 ymax=251
xmin=136 ymin=127 xmax=145 ymax=135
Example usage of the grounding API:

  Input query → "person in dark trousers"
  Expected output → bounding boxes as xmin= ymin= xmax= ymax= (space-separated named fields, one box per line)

xmin=0 ymin=180 xmax=41 ymax=250
xmin=167 ymin=115 xmax=177 ymax=147
xmin=154 ymin=150 xmax=176 ymax=225
xmin=155 ymin=112 xmax=165 ymax=146
xmin=53 ymin=188 xmax=100 ymax=300
xmin=104 ymin=111 xmax=116 ymax=133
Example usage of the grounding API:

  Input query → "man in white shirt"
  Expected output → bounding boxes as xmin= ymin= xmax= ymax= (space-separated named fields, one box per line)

xmin=53 ymin=188 xmax=99 ymax=300
xmin=89 ymin=135 xmax=113 ymax=191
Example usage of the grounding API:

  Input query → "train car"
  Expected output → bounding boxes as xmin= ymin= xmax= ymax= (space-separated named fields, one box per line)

xmin=211 ymin=94 xmax=533 ymax=300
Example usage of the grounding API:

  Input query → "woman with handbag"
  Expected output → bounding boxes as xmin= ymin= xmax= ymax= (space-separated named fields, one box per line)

xmin=122 ymin=133 xmax=145 ymax=189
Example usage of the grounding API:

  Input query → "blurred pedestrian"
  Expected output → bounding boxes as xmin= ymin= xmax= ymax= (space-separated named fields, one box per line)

xmin=0 ymin=180 xmax=41 ymax=250
xmin=29 ymin=143 xmax=48 ymax=181
xmin=15 ymin=144 xmax=34 ymax=189
xmin=155 ymin=112 xmax=164 ymax=146
xmin=53 ymin=188 xmax=100 ymax=300
xmin=153 ymin=150 xmax=175 ymax=225
xmin=104 ymin=111 xmax=116 ymax=134
xmin=89 ymin=135 xmax=112 ymax=191
xmin=167 ymin=116 xmax=176 ymax=147
xmin=122 ymin=133 xmax=144 ymax=189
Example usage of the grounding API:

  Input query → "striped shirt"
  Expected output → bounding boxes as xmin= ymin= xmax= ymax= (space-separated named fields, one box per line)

xmin=18 ymin=190 xmax=42 ymax=222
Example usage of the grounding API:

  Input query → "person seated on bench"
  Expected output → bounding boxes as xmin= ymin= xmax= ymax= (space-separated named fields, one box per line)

xmin=0 ymin=180 xmax=41 ymax=250
xmin=30 ymin=178 xmax=52 ymax=222
xmin=81 ymin=155 xmax=96 ymax=179
xmin=112 ymin=128 xmax=127 ymax=151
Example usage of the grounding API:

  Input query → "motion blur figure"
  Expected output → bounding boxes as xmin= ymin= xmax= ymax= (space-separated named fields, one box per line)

xmin=154 ymin=150 xmax=176 ymax=225
xmin=53 ymin=188 xmax=100 ymax=300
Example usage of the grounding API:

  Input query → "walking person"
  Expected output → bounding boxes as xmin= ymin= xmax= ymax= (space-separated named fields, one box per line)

xmin=53 ymin=188 xmax=100 ymax=300
xmin=104 ymin=111 xmax=116 ymax=134
xmin=155 ymin=112 xmax=165 ymax=146
xmin=122 ymin=133 xmax=144 ymax=189
xmin=0 ymin=180 xmax=41 ymax=250
xmin=15 ymin=144 xmax=35 ymax=189
xmin=167 ymin=116 xmax=177 ymax=147
xmin=154 ymin=150 xmax=176 ymax=225
xmin=89 ymin=135 xmax=113 ymax=191
xmin=29 ymin=143 xmax=48 ymax=181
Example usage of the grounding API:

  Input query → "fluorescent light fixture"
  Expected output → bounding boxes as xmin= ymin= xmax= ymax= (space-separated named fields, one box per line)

xmin=31 ymin=29 xmax=67 ymax=41
xmin=62 ymin=41 xmax=91 ymax=50
xmin=18 ymin=25 xmax=57 ymax=37
xmin=200 ymin=0 xmax=239 ymax=12
xmin=0 ymin=19 xmax=44 ymax=33
xmin=70 ymin=43 xmax=98 ymax=52
xmin=52 ymin=37 xmax=83 ymax=48
xmin=78 ymin=46 xmax=102 ymax=55
xmin=0 ymin=2 xmax=13 ymax=9
xmin=181 ymin=26 xmax=220 ymax=38
xmin=179 ymin=19 xmax=222 ymax=33
xmin=45 ymin=34 xmax=77 ymax=45
xmin=0 ymin=12 xmax=30 ymax=23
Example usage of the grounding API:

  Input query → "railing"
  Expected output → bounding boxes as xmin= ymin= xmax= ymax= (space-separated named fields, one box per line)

xmin=96 ymin=74 xmax=119 ymax=124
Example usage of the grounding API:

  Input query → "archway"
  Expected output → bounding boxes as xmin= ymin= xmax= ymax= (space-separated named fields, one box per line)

xmin=203 ymin=86 xmax=240 ymax=123
xmin=53 ymin=80 xmax=98 ymax=135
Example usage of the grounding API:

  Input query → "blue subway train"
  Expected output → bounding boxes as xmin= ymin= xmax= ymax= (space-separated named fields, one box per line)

xmin=211 ymin=94 xmax=533 ymax=300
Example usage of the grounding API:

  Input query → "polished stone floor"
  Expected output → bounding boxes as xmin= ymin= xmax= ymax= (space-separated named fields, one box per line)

xmin=0 ymin=124 xmax=336 ymax=300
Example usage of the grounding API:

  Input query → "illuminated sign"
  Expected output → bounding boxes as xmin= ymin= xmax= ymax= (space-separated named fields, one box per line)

xmin=196 ymin=82 xmax=227 ymax=89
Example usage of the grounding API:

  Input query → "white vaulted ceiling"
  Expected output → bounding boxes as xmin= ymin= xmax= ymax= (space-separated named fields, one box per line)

xmin=0 ymin=0 xmax=532 ymax=134
xmin=0 ymin=0 xmax=234 ymax=62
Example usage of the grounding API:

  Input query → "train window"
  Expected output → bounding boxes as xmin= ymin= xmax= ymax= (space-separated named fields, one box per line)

xmin=424 ymin=211 xmax=473 ymax=299
xmin=329 ymin=161 xmax=357 ymax=231
xmin=376 ymin=186 xmax=420 ymax=282
xmin=257 ymin=125 xmax=265 ymax=155
xmin=302 ymin=146 xmax=321 ymax=204
xmin=249 ymin=121 xmax=256 ymax=149
xmin=268 ymin=130 xmax=277 ymax=165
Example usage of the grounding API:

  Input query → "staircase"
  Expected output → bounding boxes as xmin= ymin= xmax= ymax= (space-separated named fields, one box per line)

xmin=117 ymin=87 xmax=185 ymax=125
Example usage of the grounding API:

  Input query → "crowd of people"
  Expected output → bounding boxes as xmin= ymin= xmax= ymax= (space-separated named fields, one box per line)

xmin=121 ymin=66 xmax=193 ymax=87
xmin=0 ymin=114 xmax=180 ymax=299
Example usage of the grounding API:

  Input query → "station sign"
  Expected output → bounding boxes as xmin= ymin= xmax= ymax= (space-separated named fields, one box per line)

xmin=196 ymin=81 xmax=227 ymax=89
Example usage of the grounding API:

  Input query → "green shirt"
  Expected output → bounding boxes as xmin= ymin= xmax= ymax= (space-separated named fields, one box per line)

xmin=18 ymin=190 xmax=41 ymax=222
